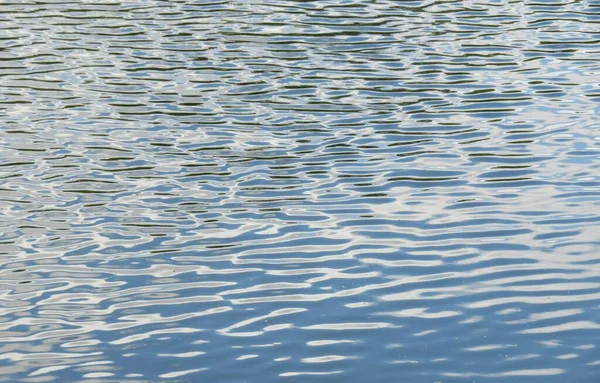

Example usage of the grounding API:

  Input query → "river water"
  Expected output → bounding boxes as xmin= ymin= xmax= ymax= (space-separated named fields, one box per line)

xmin=1 ymin=0 xmax=600 ymax=382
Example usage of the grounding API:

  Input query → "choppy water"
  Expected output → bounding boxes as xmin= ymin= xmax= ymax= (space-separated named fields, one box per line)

xmin=1 ymin=0 xmax=600 ymax=382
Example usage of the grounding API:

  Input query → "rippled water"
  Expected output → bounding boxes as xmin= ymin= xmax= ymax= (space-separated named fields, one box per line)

xmin=1 ymin=0 xmax=600 ymax=381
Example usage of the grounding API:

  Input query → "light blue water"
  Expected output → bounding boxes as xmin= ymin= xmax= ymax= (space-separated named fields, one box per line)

xmin=1 ymin=0 xmax=600 ymax=382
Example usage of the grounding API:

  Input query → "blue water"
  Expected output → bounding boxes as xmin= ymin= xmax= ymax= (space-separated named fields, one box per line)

xmin=1 ymin=0 xmax=600 ymax=382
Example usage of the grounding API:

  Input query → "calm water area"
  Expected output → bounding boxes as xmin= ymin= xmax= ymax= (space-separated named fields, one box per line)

xmin=1 ymin=0 xmax=600 ymax=382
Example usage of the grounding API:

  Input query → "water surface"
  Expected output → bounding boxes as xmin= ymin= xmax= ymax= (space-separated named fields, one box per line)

xmin=1 ymin=0 xmax=600 ymax=382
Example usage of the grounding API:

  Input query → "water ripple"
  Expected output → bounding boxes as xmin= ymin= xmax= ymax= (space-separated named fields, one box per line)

xmin=1 ymin=0 xmax=599 ymax=382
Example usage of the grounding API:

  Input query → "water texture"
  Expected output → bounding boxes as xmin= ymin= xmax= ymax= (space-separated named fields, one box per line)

xmin=1 ymin=0 xmax=600 ymax=382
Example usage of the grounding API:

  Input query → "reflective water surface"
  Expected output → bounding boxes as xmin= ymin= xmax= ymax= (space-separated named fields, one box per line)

xmin=1 ymin=0 xmax=600 ymax=382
